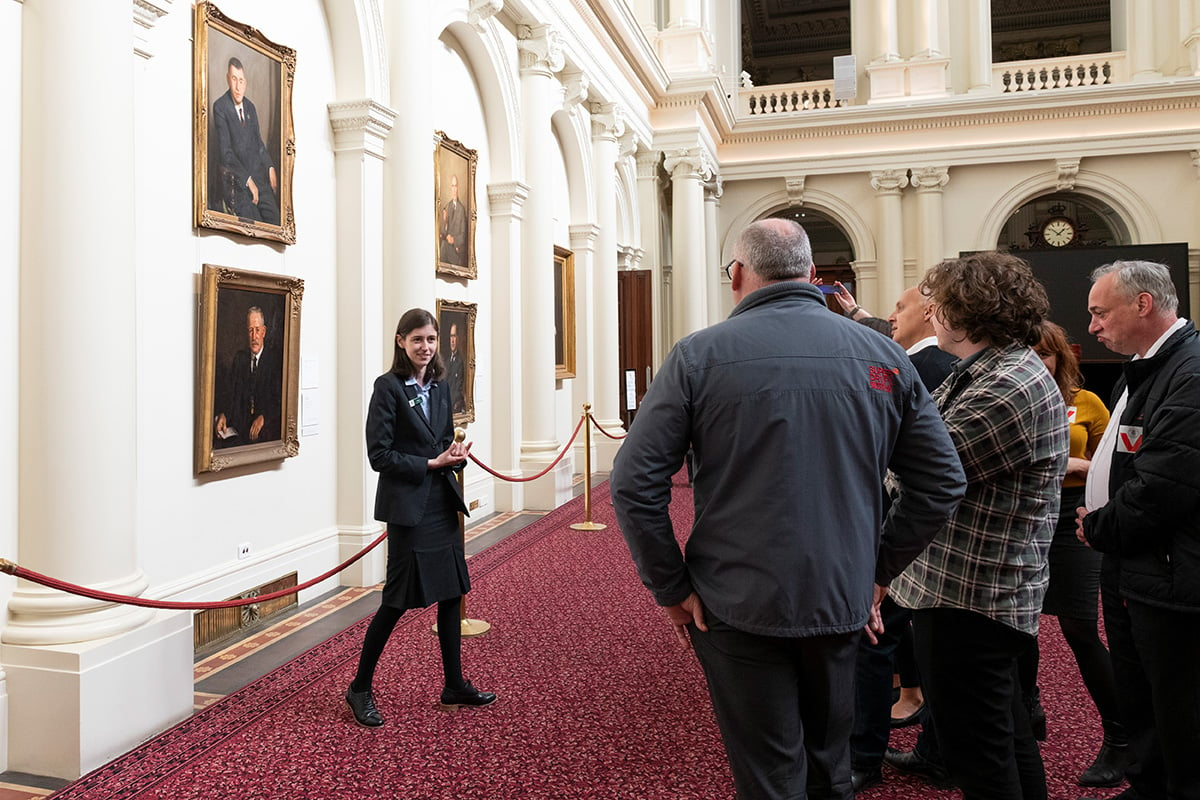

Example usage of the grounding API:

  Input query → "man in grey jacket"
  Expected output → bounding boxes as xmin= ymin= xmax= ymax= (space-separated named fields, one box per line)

xmin=611 ymin=218 xmax=967 ymax=800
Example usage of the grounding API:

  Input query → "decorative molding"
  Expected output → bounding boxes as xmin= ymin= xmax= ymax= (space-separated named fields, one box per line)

xmin=468 ymin=0 xmax=503 ymax=28
xmin=663 ymin=148 xmax=715 ymax=182
xmin=704 ymin=177 xmax=724 ymax=201
xmin=618 ymin=245 xmax=644 ymax=270
xmin=517 ymin=23 xmax=564 ymax=75
xmin=618 ymin=128 xmax=641 ymax=159
xmin=1056 ymin=158 xmax=1081 ymax=190
xmin=870 ymin=169 xmax=909 ymax=194
xmin=487 ymin=181 xmax=531 ymax=218
xmin=327 ymin=100 xmax=398 ymax=158
xmin=910 ymin=166 xmax=949 ymax=191
xmin=569 ymin=223 xmax=601 ymax=252
xmin=133 ymin=0 xmax=172 ymax=59
xmin=785 ymin=175 xmax=806 ymax=206
xmin=561 ymin=69 xmax=589 ymax=110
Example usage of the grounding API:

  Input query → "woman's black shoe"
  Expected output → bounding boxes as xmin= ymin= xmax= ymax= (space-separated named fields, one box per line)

xmin=345 ymin=687 xmax=384 ymax=727
xmin=1078 ymin=739 xmax=1133 ymax=787
xmin=439 ymin=680 xmax=497 ymax=710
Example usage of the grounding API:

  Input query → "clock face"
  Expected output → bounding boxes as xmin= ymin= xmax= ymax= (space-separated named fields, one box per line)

xmin=1042 ymin=217 xmax=1076 ymax=247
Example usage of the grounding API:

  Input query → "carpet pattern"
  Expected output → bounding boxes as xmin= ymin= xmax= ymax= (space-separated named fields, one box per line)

xmin=53 ymin=477 xmax=1126 ymax=799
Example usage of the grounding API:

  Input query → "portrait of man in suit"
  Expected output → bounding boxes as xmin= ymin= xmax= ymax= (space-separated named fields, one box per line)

xmin=445 ymin=322 xmax=466 ymax=413
xmin=214 ymin=304 xmax=282 ymax=448
xmin=439 ymin=173 xmax=468 ymax=267
xmin=211 ymin=56 xmax=280 ymax=225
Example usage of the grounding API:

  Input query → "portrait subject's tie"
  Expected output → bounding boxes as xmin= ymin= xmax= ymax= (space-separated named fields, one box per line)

xmin=238 ymin=107 xmax=245 ymax=125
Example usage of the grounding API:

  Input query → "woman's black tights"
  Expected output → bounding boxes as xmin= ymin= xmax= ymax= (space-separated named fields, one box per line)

xmin=350 ymin=598 xmax=465 ymax=693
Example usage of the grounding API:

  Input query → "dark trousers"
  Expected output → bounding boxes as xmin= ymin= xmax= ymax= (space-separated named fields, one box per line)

xmin=1102 ymin=567 xmax=1200 ymax=800
xmin=690 ymin=615 xmax=859 ymax=800
xmin=912 ymin=608 xmax=1045 ymax=800
xmin=851 ymin=596 xmax=914 ymax=769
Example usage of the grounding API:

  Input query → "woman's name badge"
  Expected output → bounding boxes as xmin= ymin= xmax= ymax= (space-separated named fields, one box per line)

xmin=409 ymin=396 xmax=423 ymax=408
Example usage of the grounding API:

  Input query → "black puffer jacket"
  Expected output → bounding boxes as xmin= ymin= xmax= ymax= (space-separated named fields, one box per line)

xmin=1083 ymin=322 xmax=1200 ymax=611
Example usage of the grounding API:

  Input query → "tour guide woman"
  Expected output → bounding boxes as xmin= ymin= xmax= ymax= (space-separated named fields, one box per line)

xmin=345 ymin=308 xmax=496 ymax=727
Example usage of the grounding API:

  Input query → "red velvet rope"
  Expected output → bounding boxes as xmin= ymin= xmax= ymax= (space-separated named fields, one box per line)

xmin=588 ymin=414 xmax=627 ymax=441
xmin=0 ymin=530 xmax=388 ymax=611
xmin=467 ymin=414 xmax=585 ymax=482
xmin=0 ymin=412 xmax=590 ymax=611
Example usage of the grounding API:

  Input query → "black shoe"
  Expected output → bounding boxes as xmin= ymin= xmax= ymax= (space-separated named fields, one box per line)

xmin=1078 ymin=740 xmax=1134 ymax=787
xmin=883 ymin=747 xmax=954 ymax=789
xmin=890 ymin=705 xmax=924 ymax=728
xmin=345 ymin=687 xmax=384 ymax=727
xmin=851 ymin=766 xmax=883 ymax=794
xmin=439 ymin=680 xmax=497 ymax=710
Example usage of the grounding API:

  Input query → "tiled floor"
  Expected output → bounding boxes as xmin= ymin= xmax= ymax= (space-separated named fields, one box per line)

xmin=0 ymin=483 xmax=604 ymax=797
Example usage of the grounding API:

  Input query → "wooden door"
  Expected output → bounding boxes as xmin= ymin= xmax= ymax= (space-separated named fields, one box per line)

xmin=617 ymin=270 xmax=653 ymax=427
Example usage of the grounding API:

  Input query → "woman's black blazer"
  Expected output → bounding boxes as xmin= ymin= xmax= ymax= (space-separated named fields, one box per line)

xmin=366 ymin=371 xmax=467 ymax=526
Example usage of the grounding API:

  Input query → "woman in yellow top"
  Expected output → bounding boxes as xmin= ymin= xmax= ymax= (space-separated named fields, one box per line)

xmin=1021 ymin=321 xmax=1128 ymax=787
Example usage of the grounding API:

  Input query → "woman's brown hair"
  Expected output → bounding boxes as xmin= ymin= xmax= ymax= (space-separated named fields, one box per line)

xmin=1036 ymin=320 xmax=1082 ymax=405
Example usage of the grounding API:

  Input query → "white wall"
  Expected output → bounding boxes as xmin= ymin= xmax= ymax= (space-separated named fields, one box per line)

xmin=132 ymin=0 xmax=342 ymax=603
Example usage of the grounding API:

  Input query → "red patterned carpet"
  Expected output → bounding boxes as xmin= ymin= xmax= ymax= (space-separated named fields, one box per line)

xmin=53 ymin=478 xmax=1125 ymax=799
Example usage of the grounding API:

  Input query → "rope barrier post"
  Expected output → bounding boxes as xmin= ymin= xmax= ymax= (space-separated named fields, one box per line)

xmin=434 ymin=427 xmax=491 ymax=638
xmin=570 ymin=403 xmax=607 ymax=531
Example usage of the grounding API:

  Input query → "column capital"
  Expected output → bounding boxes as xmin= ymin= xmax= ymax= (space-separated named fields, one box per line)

xmin=618 ymin=245 xmax=644 ymax=270
xmin=517 ymin=23 xmax=565 ymax=75
xmin=618 ymin=128 xmax=642 ymax=159
xmin=636 ymin=149 xmax=662 ymax=179
xmin=589 ymin=101 xmax=625 ymax=141
xmin=664 ymin=147 xmax=714 ymax=182
xmin=704 ymin=177 xmax=724 ymax=201
xmin=1056 ymin=158 xmax=1081 ymax=191
xmin=487 ymin=180 xmax=530 ymax=219
xmin=1191 ymin=150 xmax=1200 ymax=179
xmin=327 ymin=99 xmax=398 ymax=158
xmin=910 ymin=166 xmax=949 ymax=192
xmin=561 ymin=69 xmax=589 ymax=111
xmin=785 ymin=175 xmax=806 ymax=206
xmin=569 ymin=223 xmax=601 ymax=253
xmin=469 ymin=0 xmax=503 ymax=27
xmin=870 ymin=169 xmax=909 ymax=194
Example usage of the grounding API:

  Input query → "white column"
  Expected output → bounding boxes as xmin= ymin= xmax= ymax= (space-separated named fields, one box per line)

xmin=1127 ymin=0 xmax=1160 ymax=80
xmin=0 ymin=1 xmax=22 ymax=774
xmin=487 ymin=181 xmax=530 ymax=512
xmin=569 ymin=222 xmax=599 ymax=469
xmin=1184 ymin=0 xmax=1200 ymax=76
xmin=517 ymin=25 xmax=571 ymax=510
xmin=4 ymin=0 xmax=191 ymax=778
xmin=908 ymin=0 xmax=942 ymax=57
xmin=704 ymin=177 xmax=723 ymax=326
xmin=870 ymin=169 xmax=909 ymax=313
xmin=635 ymin=149 xmax=667 ymax=365
xmin=665 ymin=148 xmax=713 ymax=343
xmin=873 ymin=0 xmax=901 ymax=62
xmin=328 ymin=100 xmax=396 ymax=587
xmin=911 ymin=166 xmax=949 ymax=284
xmin=383 ymin=1 xmax=434 ymax=348
xmin=667 ymin=0 xmax=702 ymax=27
xmin=965 ymin=0 xmax=993 ymax=93
xmin=589 ymin=104 xmax=625 ymax=470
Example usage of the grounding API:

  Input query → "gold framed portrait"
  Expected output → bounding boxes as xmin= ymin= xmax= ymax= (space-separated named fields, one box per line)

xmin=434 ymin=132 xmax=478 ymax=280
xmin=196 ymin=265 xmax=304 ymax=474
xmin=435 ymin=300 xmax=477 ymax=427
xmin=194 ymin=2 xmax=297 ymax=244
xmin=554 ymin=246 xmax=576 ymax=380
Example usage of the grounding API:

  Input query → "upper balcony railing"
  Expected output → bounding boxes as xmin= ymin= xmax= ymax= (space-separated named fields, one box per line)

xmin=739 ymin=79 xmax=848 ymax=117
xmin=993 ymin=51 xmax=1128 ymax=94
xmin=735 ymin=51 xmax=1131 ymax=118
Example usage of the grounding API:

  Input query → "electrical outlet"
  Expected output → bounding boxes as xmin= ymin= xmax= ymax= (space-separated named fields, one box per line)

xmin=237 ymin=542 xmax=251 ymax=560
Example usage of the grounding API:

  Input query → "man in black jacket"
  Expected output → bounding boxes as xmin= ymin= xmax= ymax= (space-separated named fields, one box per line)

xmin=1078 ymin=259 xmax=1200 ymax=800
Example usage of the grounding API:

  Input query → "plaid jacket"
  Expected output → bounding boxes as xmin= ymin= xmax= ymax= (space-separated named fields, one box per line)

xmin=891 ymin=342 xmax=1068 ymax=635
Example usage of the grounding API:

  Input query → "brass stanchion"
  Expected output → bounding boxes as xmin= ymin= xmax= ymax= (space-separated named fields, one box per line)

xmin=570 ymin=403 xmax=607 ymax=531
xmin=434 ymin=428 xmax=491 ymax=637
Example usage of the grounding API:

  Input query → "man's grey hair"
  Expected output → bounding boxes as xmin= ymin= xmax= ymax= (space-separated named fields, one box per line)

xmin=734 ymin=218 xmax=813 ymax=281
xmin=1090 ymin=260 xmax=1179 ymax=315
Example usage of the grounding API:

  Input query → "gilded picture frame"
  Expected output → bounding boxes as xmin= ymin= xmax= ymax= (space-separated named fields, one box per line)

xmin=554 ymin=246 xmax=577 ymax=380
xmin=436 ymin=299 xmax=477 ymax=427
xmin=196 ymin=265 xmax=304 ymax=474
xmin=194 ymin=2 xmax=297 ymax=244
xmin=434 ymin=132 xmax=478 ymax=280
